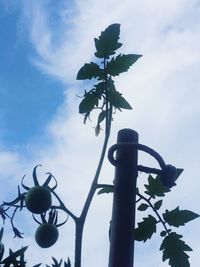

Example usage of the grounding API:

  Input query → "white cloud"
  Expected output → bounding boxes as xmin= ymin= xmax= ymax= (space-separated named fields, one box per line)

xmin=1 ymin=0 xmax=200 ymax=266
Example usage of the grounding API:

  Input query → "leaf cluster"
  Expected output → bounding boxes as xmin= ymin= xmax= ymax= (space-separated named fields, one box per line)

xmin=77 ymin=23 xmax=142 ymax=135
xmin=134 ymin=171 xmax=199 ymax=266
xmin=98 ymin=168 xmax=199 ymax=267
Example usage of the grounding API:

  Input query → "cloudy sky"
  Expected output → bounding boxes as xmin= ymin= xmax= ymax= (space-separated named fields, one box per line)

xmin=0 ymin=0 xmax=199 ymax=266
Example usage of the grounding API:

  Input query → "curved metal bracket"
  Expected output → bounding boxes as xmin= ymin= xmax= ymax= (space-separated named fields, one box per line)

xmin=108 ymin=143 xmax=166 ymax=173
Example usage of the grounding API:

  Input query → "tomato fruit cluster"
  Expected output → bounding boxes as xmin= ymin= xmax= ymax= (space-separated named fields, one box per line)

xmin=25 ymin=186 xmax=52 ymax=214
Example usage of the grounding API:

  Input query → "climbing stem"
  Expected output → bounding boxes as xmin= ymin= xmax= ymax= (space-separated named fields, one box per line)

xmin=136 ymin=191 xmax=170 ymax=234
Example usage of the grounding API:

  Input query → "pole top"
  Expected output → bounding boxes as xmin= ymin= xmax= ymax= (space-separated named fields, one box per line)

xmin=117 ymin=128 xmax=138 ymax=143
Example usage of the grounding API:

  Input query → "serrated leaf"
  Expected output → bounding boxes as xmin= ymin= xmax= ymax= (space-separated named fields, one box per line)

xmin=2 ymin=246 xmax=28 ymax=265
xmin=154 ymin=200 xmax=163 ymax=210
xmin=163 ymin=206 xmax=199 ymax=227
xmin=107 ymin=54 xmax=142 ymax=76
xmin=134 ymin=215 xmax=157 ymax=242
xmin=94 ymin=82 xmax=105 ymax=94
xmin=64 ymin=257 xmax=71 ymax=267
xmin=144 ymin=175 xmax=170 ymax=199
xmin=107 ymin=90 xmax=132 ymax=110
xmin=94 ymin=24 xmax=122 ymax=59
xmin=79 ymin=91 xmax=99 ymax=114
xmin=137 ymin=203 xmax=149 ymax=211
xmin=160 ymin=232 xmax=192 ymax=267
xmin=77 ymin=62 xmax=104 ymax=80
xmin=51 ymin=257 xmax=62 ymax=267
xmin=98 ymin=185 xmax=114 ymax=195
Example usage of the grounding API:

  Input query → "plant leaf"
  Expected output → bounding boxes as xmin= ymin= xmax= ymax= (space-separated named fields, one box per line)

xmin=64 ymin=257 xmax=71 ymax=267
xmin=163 ymin=206 xmax=199 ymax=227
xmin=94 ymin=24 xmax=122 ymax=59
xmin=107 ymin=54 xmax=142 ymax=76
xmin=0 ymin=228 xmax=3 ymax=243
xmin=137 ymin=203 xmax=149 ymax=211
xmin=97 ymin=185 xmax=114 ymax=195
xmin=0 ymin=243 xmax=4 ymax=262
xmin=160 ymin=232 xmax=192 ymax=267
xmin=174 ymin=168 xmax=184 ymax=181
xmin=77 ymin=62 xmax=104 ymax=80
xmin=134 ymin=215 xmax=157 ymax=242
xmin=79 ymin=91 xmax=99 ymax=114
xmin=107 ymin=90 xmax=132 ymax=110
xmin=154 ymin=200 xmax=163 ymax=210
xmin=144 ymin=175 xmax=170 ymax=199
xmin=97 ymin=110 xmax=107 ymax=125
xmin=95 ymin=124 xmax=101 ymax=136
xmin=1 ymin=246 xmax=28 ymax=265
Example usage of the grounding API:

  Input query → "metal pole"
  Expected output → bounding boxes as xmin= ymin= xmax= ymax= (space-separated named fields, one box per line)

xmin=108 ymin=128 xmax=138 ymax=267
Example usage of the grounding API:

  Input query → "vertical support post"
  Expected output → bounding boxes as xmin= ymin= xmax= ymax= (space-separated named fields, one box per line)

xmin=108 ymin=128 xmax=138 ymax=267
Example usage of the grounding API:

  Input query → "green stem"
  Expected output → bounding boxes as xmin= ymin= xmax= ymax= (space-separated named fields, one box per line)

xmin=74 ymin=219 xmax=84 ymax=267
xmin=74 ymin=58 xmax=112 ymax=267
xmin=136 ymin=191 xmax=170 ymax=234
xmin=74 ymin=118 xmax=111 ymax=266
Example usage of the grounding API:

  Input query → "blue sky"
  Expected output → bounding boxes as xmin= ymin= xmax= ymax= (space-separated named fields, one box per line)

xmin=0 ymin=0 xmax=199 ymax=266
xmin=0 ymin=1 xmax=64 ymax=147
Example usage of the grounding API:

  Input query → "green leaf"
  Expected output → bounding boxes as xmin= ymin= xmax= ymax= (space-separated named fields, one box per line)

xmin=94 ymin=82 xmax=105 ymax=94
xmin=97 ymin=110 xmax=107 ymax=125
xmin=144 ymin=175 xmax=170 ymax=199
xmin=107 ymin=54 xmax=142 ymax=76
xmin=95 ymin=124 xmax=101 ymax=136
xmin=163 ymin=206 xmax=199 ymax=227
xmin=94 ymin=24 xmax=122 ymax=59
xmin=134 ymin=215 xmax=157 ymax=242
xmin=0 ymin=228 xmax=3 ymax=242
xmin=77 ymin=62 xmax=104 ymax=80
xmin=79 ymin=91 xmax=99 ymax=114
xmin=1 ymin=246 xmax=28 ymax=265
xmin=0 ymin=243 xmax=5 ymax=262
xmin=98 ymin=185 xmax=114 ymax=195
xmin=160 ymin=232 xmax=192 ymax=267
xmin=64 ymin=258 xmax=71 ymax=267
xmin=174 ymin=168 xmax=184 ymax=181
xmin=154 ymin=200 xmax=163 ymax=210
xmin=107 ymin=90 xmax=132 ymax=110
xmin=137 ymin=203 xmax=149 ymax=211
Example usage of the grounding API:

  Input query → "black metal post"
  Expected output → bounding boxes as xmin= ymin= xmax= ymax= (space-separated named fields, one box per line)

xmin=108 ymin=128 xmax=138 ymax=267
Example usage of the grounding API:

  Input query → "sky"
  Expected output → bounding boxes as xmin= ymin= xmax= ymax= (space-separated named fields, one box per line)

xmin=0 ymin=0 xmax=199 ymax=266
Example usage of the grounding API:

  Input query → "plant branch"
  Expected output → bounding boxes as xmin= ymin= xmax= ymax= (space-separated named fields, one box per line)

xmin=136 ymin=191 xmax=170 ymax=234
xmin=51 ymin=191 xmax=78 ymax=222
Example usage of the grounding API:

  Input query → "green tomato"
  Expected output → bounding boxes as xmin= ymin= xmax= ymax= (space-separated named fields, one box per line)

xmin=25 ymin=186 xmax=52 ymax=214
xmin=35 ymin=223 xmax=59 ymax=248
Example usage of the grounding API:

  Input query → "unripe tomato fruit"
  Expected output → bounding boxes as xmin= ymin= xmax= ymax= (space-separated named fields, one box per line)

xmin=35 ymin=223 xmax=59 ymax=248
xmin=25 ymin=186 xmax=52 ymax=214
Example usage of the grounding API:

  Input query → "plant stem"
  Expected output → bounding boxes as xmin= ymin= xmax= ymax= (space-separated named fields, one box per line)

xmin=74 ymin=219 xmax=84 ymax=267
xmin=74 ymin=119 xmax=111 ymax=266
xmin=136 ymin=191 xmax=170 ymax=234
xmin=73 ymin=57 xmax=113 ymax=267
